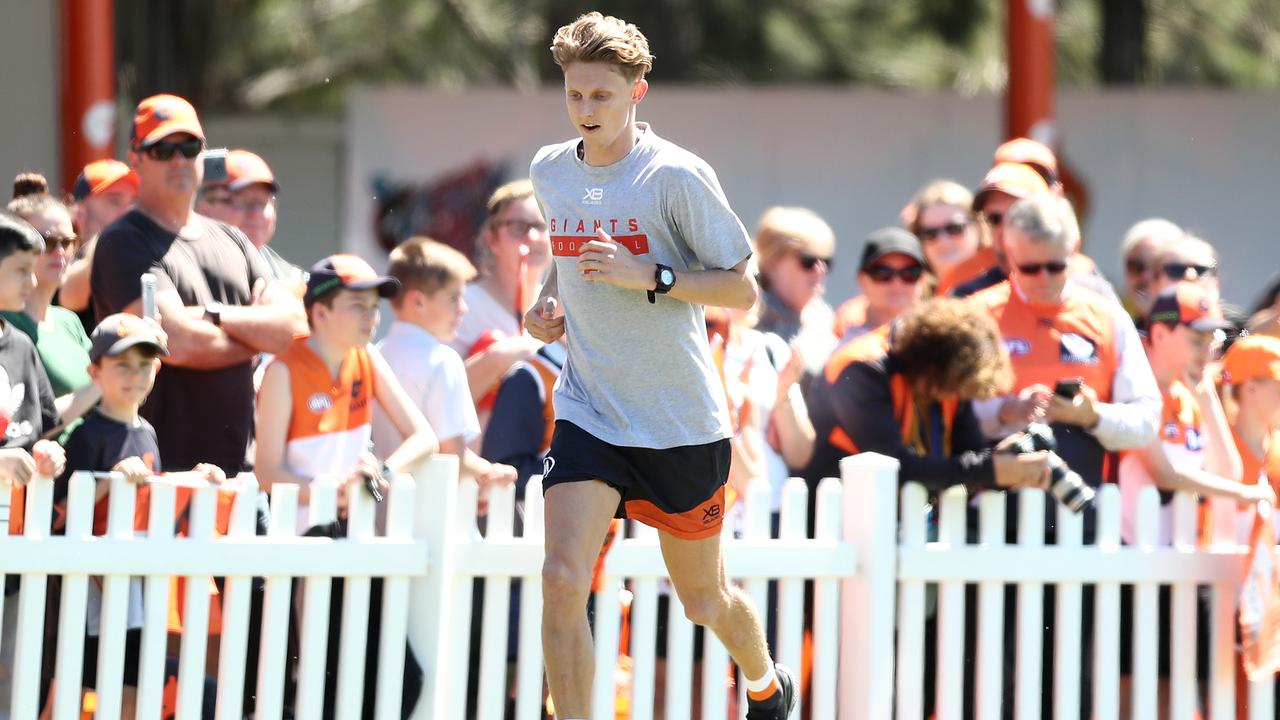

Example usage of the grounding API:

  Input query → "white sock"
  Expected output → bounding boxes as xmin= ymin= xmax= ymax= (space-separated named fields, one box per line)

xmin=745 ymin=664 xmax=778 ymax=694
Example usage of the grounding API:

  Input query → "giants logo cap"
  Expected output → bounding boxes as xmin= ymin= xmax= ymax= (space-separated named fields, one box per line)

xmin=973 ymin=162 xmax=1049 ymax=212
xmin=1219 ymin=335 xmax=1280 ymax=385
xmin=304 ymin=254 xmax=400 ymax=306
xmin=994 ymin=138 xmax=1060 ymax=186
xmin=90 ymin=313 xmax=169 ymax=363
xmin=72 ymin=159 xmax=139 ymax=201
xmin=225 ymin=149 xmax=279 ymax=193
xmin=1147 ymin=282 xmax=1232 ymax=332
xmin=130 ymin=94 xmax=205 ymax=148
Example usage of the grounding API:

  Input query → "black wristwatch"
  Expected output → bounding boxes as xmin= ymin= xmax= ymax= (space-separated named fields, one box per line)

xmin=204 ymin=301 xmax=224 ymax=327
xmin=648 ymin=264 xmax=676 ymax=304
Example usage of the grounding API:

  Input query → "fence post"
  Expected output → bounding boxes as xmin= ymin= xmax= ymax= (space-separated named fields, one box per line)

xmin=839 ymin=453 xmax=900 ymax=720
xmin=407 ymin=454 xmax=460 ymax=720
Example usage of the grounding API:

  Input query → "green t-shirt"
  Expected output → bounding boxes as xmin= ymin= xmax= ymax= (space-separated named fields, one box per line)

xmin=1 ymin=307 xmax=92 ymax=396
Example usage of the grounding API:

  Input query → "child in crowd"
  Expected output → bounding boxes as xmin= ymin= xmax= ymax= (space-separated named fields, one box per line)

xmin=50 ymin=313 xmax=224 ymax=718
xmin=373 ymin=237 xmax=516 ymax=507
xmin=1220 ymin=334 xmax=1280 ymax=540
xmin=254 ymin=254 xmax=436 ymax=531
xmin=0 ymin=210 xmax=66 ymax=488
xmin=0 ymin=210 xmax=65 ymax=713
xmin=1119 ymin=282 xmax=1270 ymax=546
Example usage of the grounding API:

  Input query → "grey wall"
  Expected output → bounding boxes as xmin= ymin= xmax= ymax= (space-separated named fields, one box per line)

xmin=0 ymin=0 xmax=59 ymax=187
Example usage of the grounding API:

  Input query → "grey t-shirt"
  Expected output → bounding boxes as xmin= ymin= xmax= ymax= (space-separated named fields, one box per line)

xmin=530 ymin=123 xmax=752 ymax=449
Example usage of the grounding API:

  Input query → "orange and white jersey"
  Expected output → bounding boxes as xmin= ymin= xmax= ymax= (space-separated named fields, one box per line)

xmin=1209 ymin=427 xmax=1280 ymax=546
xmin=970 ymin=280 xmax=1160 ymax=452
xmin=1118 ymin=380 xmax=1203 ymax=545
xmin=272 ymin=336 xmax=376 ymax=497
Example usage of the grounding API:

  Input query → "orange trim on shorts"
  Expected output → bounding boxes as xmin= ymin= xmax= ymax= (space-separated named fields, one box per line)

xmin=624 ymin=486 xmax=726 ymax=541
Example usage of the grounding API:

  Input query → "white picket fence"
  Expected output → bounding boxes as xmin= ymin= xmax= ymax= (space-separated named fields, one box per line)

xmin=842 ymin=453 xmax=1276 ymax=720
xmin=2 ymin=451 xmax=1277 ymax=719
xmin=0 ymin=454 xmax=856 ymax=720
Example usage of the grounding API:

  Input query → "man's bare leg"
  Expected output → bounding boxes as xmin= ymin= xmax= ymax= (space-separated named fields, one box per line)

xmin=658 ymin=530 xmax=772 ymax=680
xmin=542 ymin=480 xmax=621 ymax=718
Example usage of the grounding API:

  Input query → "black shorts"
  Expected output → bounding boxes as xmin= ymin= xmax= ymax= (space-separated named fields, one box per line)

xmin=82 ymin=627 xmax=143 ymax=688
xmin=541 ymin=421 xmax=731 ymax=540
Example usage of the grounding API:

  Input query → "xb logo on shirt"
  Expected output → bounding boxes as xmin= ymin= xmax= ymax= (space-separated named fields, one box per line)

xmin=582 ymin=187 xmax=604 ymax=205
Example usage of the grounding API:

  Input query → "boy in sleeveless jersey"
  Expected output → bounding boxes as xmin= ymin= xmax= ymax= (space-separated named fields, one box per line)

xmin=254 ymin=255 xmax=436 ymax=532
xmin=523 ymin=12 xmax=794 ymax=719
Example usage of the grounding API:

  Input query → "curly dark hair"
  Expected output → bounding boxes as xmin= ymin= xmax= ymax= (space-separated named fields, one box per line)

xmin=892 ymin=297 xmax=1012 ymax=400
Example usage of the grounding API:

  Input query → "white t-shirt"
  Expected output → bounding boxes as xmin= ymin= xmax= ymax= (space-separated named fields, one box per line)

xmin=723 ymin=328 xmax=792 ymax=513
xmin=450 ymin=282 xmax=519 ymax=358
xmin=373 ymin=321 xmax=481 ymax=454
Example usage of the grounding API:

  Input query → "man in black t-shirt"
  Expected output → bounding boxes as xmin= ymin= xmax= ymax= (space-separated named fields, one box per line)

xmin=89 ymin=94 xmax=306 ymax=473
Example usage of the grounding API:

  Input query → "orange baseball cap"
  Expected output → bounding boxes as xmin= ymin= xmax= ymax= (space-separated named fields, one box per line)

xmin=1147 ymin=282 xmax=1231 ymax=332
xmin=1219 ymin=335 xmax=1280 ymax=385
xmin=972 ymin=162 xmax=1050 ymax=211
xmin=226 ymin=149 xmax=278 ymax=192
xmin=994 ymin=138 xmax=1059 ymax=184
xmin=130 ymin=93 xmax=205 ymax=148
xmin=304 ymin=254 xmax=399 ymax=306
xmin=72 ymin=159 xmax=139 ymax=201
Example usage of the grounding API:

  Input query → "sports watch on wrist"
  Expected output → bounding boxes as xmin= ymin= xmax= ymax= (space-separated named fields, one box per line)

xmin=648 ymin=264 xmax=676 ymax=304
xmin=204 ymin=301 xmax=224 ymax=327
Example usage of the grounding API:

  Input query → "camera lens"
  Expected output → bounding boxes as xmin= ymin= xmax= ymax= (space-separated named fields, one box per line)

xmin=1005 ymin=423 xmax=1095 ymax=514
xmin=1046 ymin=453 xmax=1095 ymax=513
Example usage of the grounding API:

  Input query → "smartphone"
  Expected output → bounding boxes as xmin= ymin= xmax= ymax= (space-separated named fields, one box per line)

xmin=1054 ymin=378 xmax=1082 ymax=399
xmin=201 ymin=148 xmax=229 ymax=183
xmin=140 ymin=273 xmax=157 ymax=319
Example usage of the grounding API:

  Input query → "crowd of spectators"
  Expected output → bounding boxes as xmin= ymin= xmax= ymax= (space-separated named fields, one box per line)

xmin=2 ymin=88 xmax=1279 ymax=717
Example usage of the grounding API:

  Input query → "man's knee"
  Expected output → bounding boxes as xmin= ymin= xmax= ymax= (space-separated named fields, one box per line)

xmin=542 ymin=554 xmax=592 ymax=606
xmin=676 ymin=585 xmax=731 ymax=628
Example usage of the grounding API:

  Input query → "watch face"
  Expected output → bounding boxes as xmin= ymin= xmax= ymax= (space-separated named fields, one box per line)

xmin=659 ymin=268 xmax=675 ymax=285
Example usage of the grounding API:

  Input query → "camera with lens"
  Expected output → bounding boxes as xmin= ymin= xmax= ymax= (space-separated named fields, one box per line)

xmin=1002 ymin=422 xmax=1095 ymax=513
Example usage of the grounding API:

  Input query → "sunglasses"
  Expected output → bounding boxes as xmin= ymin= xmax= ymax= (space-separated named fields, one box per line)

xmin=1161 ymin=262 xmax=1217 ymax=280
xmin=496 ymin=219 xmax=548 ymax=235
xmin=42 ymin=233 xmax=77 ymax=253
xmin=1124 ymin=258 xmax=1147 ymax=276
xmin=142 ymin=138 xmax=204 ymax=161
xmin=984 ymin=212 xmax=1004 ymax=228
xmin=1015 ymin=261 xmax=1068 ymax=276
xmin=797 ymin=253 xmax=833 ymax=271
xmin=863 ymin=264 xmax=924 ymax=284
xmin=918 ymin=221 xmax=968 ymax=241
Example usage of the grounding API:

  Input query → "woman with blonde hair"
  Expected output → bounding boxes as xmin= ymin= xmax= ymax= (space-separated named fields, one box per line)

xmin=906 ymin=179 xmax=983 ymax=285
xmin=753 ymin=206 xmax=838 ymax=381
xmin=453 ymin=179 xmax=552 ymax=415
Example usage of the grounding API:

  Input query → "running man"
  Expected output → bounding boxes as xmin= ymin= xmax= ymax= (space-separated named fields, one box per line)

xmin=524 ymin=12 xmax=795 ymax=720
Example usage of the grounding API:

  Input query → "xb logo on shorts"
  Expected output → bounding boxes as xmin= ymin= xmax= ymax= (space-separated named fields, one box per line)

xmin=542 ymin=456 xmax=556 ymax=478
xmin=702 ymin=503 xmax=722 ymax=524
xmin=582 ymin=187 xmax=604 ymax=205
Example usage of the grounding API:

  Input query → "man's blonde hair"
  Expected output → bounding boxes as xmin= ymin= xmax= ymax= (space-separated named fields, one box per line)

xmin=754 ymin=206 xmax=836 ymax=273
xmin=387 ymin=236 xmax=476 ymax=307
xmin=550 ymin=12 xmax=654 ymax=82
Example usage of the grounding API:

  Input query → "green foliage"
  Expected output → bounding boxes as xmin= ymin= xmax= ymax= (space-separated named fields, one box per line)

xmin=117 ymin=0 xmax=1280 ymax=113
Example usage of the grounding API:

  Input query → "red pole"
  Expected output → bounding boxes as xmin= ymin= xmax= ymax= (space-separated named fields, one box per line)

xmin=60 ymin=0 xmax=116 ymax=194
xmin=1005 ymin=0 xmax=1055 ymax=144
xmin=1005 ymin=0 xmax=1092 ymax=227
